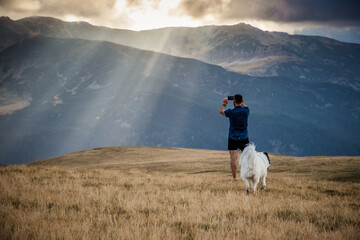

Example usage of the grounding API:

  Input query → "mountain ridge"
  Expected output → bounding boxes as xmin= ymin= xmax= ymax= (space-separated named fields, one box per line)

xmin=0 ymin=18 xmax=359 ymax=164
xmin=2 ymin=16 xmax=359 ymax=87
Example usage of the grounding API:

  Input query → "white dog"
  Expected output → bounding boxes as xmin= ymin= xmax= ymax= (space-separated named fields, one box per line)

xmin=239 ymin=144 xmax=271 ymax=193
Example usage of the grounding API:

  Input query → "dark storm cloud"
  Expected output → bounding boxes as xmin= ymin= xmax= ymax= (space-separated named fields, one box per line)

xmin=179 ymin=0 xmax=360 ymax=26
xmin=180 ymin=0 xmax=223 ymax=18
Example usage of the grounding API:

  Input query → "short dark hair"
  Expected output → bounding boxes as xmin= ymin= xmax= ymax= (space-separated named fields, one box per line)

xmin=234 ymin=94 xmax=243 ymax=104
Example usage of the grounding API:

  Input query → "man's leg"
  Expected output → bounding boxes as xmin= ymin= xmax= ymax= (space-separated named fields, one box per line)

xmin=229 ymin=150 xmax=238 ymax=180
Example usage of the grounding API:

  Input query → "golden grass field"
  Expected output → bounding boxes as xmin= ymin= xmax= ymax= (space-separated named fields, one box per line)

xmin=0 ymin=146 xmax=359 ymax=239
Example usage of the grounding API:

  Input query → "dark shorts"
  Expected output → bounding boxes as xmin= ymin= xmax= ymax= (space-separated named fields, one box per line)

xmin=228 ymin=138 xmax=250 ymax=151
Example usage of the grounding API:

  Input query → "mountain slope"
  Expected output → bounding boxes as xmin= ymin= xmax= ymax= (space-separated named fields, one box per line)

xmin=0 ymin=36 xmax=359 ymax=164
xmin=1 ymin=16 xmax=360 ymax=89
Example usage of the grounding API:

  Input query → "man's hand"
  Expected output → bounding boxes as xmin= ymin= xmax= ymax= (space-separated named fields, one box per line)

xmin=223 ymin=97 xmax=229 ymax=105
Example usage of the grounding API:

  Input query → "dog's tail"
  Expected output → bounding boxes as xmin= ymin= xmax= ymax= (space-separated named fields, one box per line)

xmin=241 ymin=143 xmax=258 ymax=178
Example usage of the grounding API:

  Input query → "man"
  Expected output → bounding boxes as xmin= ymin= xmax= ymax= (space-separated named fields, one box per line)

xmin=219 ymin=94 xmax=250 ymax=181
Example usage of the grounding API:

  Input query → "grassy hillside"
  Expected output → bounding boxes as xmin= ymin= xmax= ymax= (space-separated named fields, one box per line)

xmin=1 ymin=146 xmax=360 ymax=239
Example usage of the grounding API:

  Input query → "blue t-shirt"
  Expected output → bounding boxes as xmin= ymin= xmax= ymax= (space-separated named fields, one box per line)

xmin=224 ymin=106 xmax=250 ymax=140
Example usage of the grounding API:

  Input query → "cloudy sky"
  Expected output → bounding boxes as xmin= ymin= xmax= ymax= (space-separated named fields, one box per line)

xmin=1 ymin=0 xmax=360 ymax=43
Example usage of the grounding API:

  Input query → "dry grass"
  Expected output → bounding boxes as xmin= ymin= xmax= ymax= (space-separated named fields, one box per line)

xmin=1 ymin=146 xmax=360 ymax=239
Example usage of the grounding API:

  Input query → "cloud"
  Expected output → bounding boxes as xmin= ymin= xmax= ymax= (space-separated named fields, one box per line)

xmin=1 ymin=0 xmax=359 ymax=35
xmin=0 ymin=0 xmax=137 ymax=29
xmin=179 ymin=0 xmax=360 ymax=27
xmin=179 ymin=0 xmax=223 ymax=18
xmin=0 ymin=0 xmax=117 ymax=17
xmin=0 ymin=0 xmax=185 ymax=30
xmin=0 ymin=0 xmax=41 ymax=11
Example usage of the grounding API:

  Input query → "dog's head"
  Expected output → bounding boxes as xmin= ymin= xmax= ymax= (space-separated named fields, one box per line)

xmin=263 ymin=152 xmax=271 ymax=168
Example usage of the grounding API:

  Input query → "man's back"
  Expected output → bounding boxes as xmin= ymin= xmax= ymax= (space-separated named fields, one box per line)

xmin=225 ymin=106 xmax=250 ymax=140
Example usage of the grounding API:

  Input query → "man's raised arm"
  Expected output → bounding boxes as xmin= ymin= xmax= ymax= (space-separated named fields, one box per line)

xmin=219 ymin=97 xmax=228 ymax=116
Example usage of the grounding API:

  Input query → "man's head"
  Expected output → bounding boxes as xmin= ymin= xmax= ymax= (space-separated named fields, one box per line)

xmin=234 ymin=94 xmax=243 ymax=105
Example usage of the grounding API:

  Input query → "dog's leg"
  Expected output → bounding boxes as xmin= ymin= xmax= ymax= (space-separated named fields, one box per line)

xmin=244 ymin=179 xmax=250 ymax=194
xmin=261 ymin=176 xmax=266 ymax=190
xmin=253 ymin=178 xmax=259 ymax=193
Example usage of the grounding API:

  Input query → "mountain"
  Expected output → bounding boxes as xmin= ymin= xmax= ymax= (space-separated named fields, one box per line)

xmin=0 ymin=17 xmax=360 ymax=164
xmin=0 ymin=36 xmax=359 ymax=164
xmin=2 ymin=16 xmax=360 ymax=89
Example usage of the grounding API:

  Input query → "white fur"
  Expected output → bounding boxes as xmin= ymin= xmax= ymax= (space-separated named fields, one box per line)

xmin=239 ymin=144 xmax=270 ymax=193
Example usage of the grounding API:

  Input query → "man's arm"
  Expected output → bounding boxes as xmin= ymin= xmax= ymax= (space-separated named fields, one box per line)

xmin=219 ymin=97 xmax=229 ymax=116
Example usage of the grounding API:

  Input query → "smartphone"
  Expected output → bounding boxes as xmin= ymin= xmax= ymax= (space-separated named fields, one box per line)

xmin=228 ymin=96 xmax=234 ymax=100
